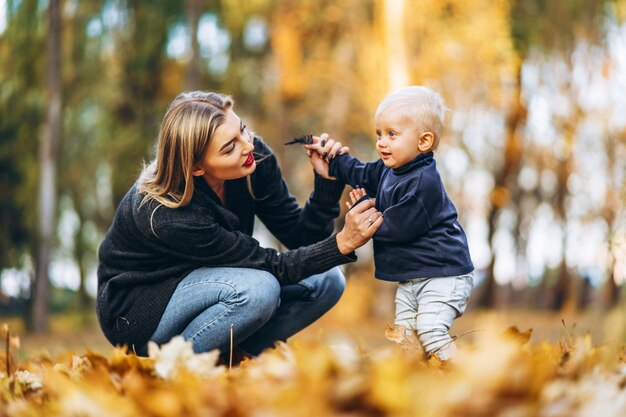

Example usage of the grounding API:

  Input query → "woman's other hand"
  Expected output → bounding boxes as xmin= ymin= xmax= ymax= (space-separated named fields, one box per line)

xmin=335 ymin=197 xmax=383 ymax=255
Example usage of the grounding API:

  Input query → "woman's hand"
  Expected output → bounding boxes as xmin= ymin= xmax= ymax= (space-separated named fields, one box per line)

xmin=308 ymin=150 xmax=335 ymax=180
xmin=305 ymin=133 xmax=350 ymax=161
xmin=335 ymin=196 xmax=383 ymax=255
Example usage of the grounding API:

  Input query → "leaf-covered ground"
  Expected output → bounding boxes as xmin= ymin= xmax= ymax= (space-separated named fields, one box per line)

xmin=1 ymin=312 xmax=625 ymax=417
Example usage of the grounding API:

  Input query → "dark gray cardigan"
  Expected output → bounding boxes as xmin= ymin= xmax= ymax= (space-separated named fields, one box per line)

xmin=97 ymin=137 xmax=354 ymax=352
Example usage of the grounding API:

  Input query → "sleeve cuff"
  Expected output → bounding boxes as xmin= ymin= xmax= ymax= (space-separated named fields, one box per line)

xmin=311 ymin=172 xmax=345 ymax=205
xmin=313 ymin=235 xmax=357 ymax=271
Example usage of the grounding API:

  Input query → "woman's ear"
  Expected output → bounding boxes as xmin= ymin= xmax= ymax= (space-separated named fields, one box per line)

xmin=418 ymin=132 xmax=434 ymax=153
xmin=191 ymin=166 xmax=205 ymax=177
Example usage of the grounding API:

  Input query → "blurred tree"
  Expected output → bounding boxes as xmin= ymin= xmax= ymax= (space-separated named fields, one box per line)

xmin=267 ymin=0 xmax=375 ymax=191
xmin=31 ymin=0 xmax=62 ymax=331
xmin=0 ymin=0 xmax=43 ymax=275
xmin=106 ymin=0 xmax=184 ymax=206
xmin=384 ymin=0 xmax=519 ymax=308
xmin=185 ymin=0 xmax=202 ymax=90
xmin=600 ymin=130 xmax=626 ymax=308
xmin=59 ymin=0 xmax=106 ymax=311
xmin=477 ymin=0 xmax=610 ymax=309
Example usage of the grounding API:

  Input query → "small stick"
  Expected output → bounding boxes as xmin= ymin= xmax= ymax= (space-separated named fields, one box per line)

xmin=285 ymin=133 xmax=314 ymax=145
xmin=430 ymin=329 xmax=482 ymax=357
xmin=229 ymin=324 xmax=234 ymax=371
xmin=561 ymin=319 xmax=573 ymax=347
xmin=4 ymin=325 xmax=10 ymax=376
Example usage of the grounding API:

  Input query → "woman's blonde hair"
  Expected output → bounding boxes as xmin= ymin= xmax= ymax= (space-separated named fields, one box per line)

xmin=138 ymin=91 xmax=233 ymax=209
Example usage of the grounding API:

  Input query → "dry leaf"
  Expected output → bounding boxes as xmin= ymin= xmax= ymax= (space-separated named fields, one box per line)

xmin=502 ymin=325 xmax=533 ymax=345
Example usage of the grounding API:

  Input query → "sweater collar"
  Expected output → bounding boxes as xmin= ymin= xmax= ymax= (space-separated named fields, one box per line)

xmin=193 ymin=176 xmax=223 ymax=205
xmin=392 ymin=152 xmax=434 ymax=175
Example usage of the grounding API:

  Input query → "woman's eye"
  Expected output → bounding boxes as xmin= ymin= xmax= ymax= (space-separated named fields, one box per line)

xmin=241 ymin=124 xmax=247 ymax=134
xmin=225 ymin=143 xmax=236 ymax=154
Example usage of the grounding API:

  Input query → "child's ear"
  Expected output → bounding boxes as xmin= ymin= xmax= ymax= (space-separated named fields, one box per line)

xmin=418 ymin=132 xmax=434 ymax=153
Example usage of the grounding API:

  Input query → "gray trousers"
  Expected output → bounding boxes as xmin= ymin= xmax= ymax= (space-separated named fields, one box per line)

xmin=394 ymin=274 xmax=473 ymax=360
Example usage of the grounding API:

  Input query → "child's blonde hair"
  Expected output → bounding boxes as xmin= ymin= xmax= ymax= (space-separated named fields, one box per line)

xmin=374 ymin=86 xmax=446 ymax=149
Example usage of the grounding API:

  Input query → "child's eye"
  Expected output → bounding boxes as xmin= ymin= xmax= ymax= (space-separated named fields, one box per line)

xmin=375 ymin=130 xmax=381 ymax=138
xmin=389 ymin=131 xmax=396 ymax=137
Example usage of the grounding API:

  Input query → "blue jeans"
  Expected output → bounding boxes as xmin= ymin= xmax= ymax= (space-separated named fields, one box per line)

xmin=149 ymin=266 xmax=345 ymax=355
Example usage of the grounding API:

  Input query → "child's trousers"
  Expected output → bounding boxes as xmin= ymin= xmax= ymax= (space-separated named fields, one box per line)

xmin=394 ymin=274 xmax=473 ymax=360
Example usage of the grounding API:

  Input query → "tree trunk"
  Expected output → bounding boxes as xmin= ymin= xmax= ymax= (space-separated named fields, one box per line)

xmin=549 ymin=79 xmax=579 ymax=312
xmin=74 ymin=216 xmax=92 ymax=312
xmin=600 ymin=131 xmax=622 ymax=310
xmin=476 ymin=61 xmax=526 ymax=307
xmin=383 ymin=0 xmax=408 ymax=91
xmin=30 ymin=0 xmax=62 ymax=332
xmin=601 ymin=229 xmax=620 ymax=309
xmin=185 ymin=0 xmax=202 ymax=91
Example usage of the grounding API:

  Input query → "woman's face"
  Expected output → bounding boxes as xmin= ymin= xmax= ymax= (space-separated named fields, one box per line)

xmin=193 ymin=109 xmax=256 ymax=186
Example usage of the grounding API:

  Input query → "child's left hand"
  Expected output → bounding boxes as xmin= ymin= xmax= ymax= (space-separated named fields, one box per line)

xmin=346 ymin=187 xmax=368 ymax=210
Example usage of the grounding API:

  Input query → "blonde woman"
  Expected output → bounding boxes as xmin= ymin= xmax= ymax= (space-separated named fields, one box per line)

xmin=97 ymin=91 xmax=383 ymax=357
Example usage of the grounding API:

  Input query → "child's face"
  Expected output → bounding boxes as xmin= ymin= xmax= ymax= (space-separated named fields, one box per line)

xmin=375 ymin=112 xmax=424 ymax=169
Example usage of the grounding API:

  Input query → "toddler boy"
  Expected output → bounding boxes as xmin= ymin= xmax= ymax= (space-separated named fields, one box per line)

xmin=309 ymin=86 xmax=474 ymax=360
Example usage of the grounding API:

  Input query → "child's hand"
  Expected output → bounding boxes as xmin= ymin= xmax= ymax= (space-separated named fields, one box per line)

xmin=305 ymin=133 xmax=350 ymax=161
xmin=345 ymin=187 xmax=367 ymax=210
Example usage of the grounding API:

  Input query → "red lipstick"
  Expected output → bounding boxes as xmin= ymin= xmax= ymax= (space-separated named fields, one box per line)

xmin=243 ymin=153 xmax=255 ymax=167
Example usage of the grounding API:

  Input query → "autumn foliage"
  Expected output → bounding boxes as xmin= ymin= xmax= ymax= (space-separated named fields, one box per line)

xmin=1 ymin=322 xmax=625 ymax=417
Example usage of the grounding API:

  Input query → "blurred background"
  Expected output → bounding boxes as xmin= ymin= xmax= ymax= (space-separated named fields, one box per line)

xmin=0 ymin=0 xmax=625 ymax=352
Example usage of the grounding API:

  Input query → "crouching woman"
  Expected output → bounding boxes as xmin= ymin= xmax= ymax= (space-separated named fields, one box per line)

xmin=97 ymin=91 xmax=383 ymax=356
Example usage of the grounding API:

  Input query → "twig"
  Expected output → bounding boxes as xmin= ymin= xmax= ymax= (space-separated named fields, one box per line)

xmin=431 ymin=329 xmax=483 ymax=357
xmin=229 ymin=324 xmax=234 ymax=371
xmin=561 ymin=319 xmax=573 ymax=347
xmin=4 ymin=325 xmax=10 ymax=376
xmin=284 ymin=133 xmax=313 ymax=145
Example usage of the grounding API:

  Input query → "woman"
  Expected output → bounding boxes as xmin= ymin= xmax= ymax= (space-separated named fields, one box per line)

xmin=97 ymin=91 xmax=383 ymax=356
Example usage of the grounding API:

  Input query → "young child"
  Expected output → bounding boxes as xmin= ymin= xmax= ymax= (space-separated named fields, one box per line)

xmin=307 ymin=86 xmax=474 ymax=360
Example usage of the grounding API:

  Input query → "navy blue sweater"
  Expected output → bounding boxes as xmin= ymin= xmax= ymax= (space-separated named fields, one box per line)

xmin=329 ymin=152 xmax=473 ymax=281
xmin=97 ymin=137 xmax=355 ymax=352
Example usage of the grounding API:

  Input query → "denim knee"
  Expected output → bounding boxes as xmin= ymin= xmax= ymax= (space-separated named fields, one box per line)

xmin=238 ymin=270 xmax=281 ymax=324
xmin=309 ymin=267 xmax=346 ymax=304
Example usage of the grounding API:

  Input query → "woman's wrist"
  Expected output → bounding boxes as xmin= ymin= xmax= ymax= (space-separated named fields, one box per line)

xmin=312 ymin=172 xmax=345 ymax=205
xmin=335 ymin=231 xmax=355 ymax=255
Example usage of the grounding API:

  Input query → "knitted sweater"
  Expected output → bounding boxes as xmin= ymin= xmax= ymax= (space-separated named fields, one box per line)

xmin=329 ymin=152 xmax=473 ymax=281
xmin=97 ymin=137 xmax=354 ymax=352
